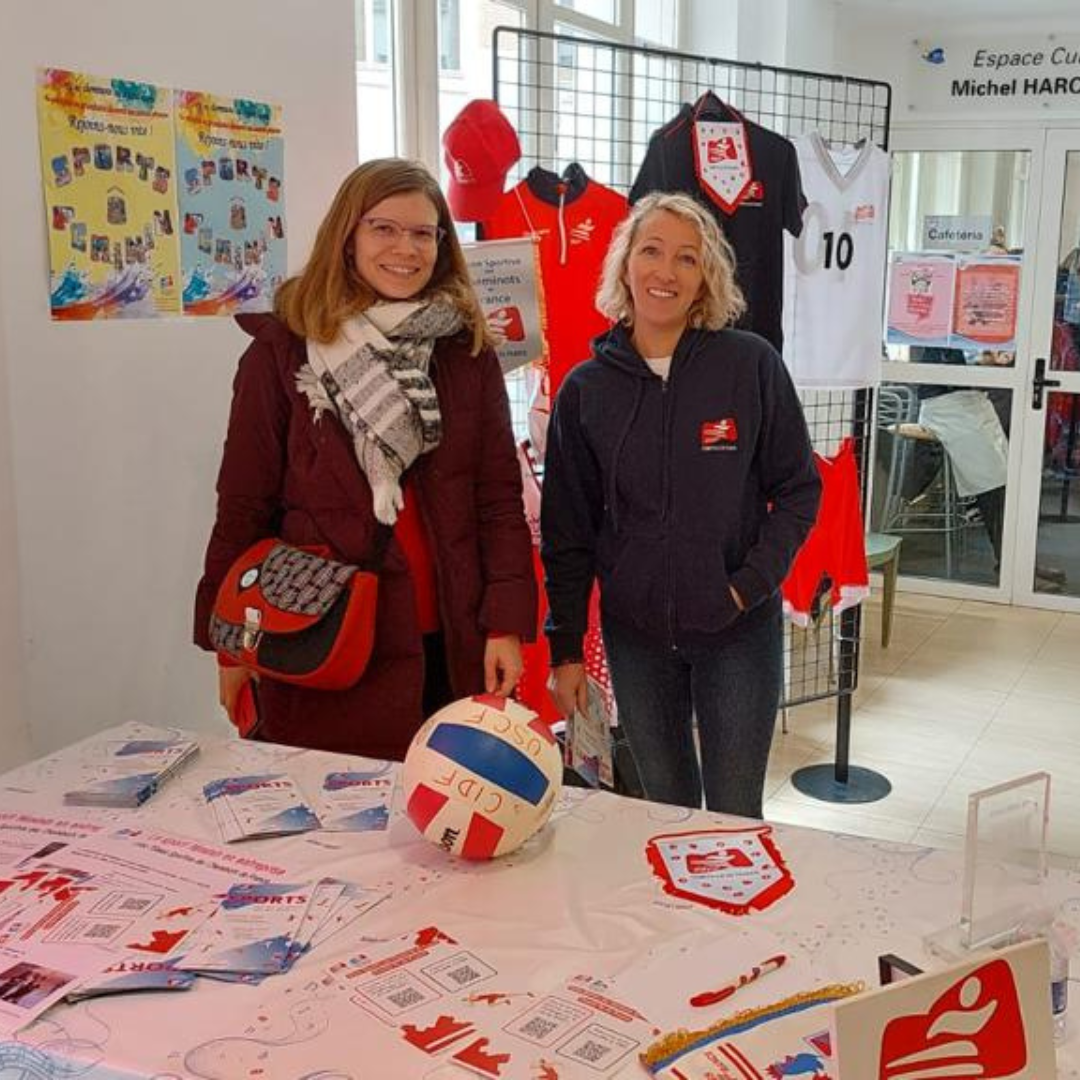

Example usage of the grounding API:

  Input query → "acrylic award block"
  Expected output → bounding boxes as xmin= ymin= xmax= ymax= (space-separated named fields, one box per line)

xmin=926 ymin=772 xmax=1050 ymax=961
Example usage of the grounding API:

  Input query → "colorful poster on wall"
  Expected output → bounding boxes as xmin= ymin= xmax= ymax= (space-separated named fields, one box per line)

xmin=885 ymin=254 xmax=956 ymax=347
xmin=36 ymin=68 xmax=181 ymax=319
xmin=175 ymin=91 xmax=285 ymax=315
xmin=951 ymin=255 xmax=1021 ymax=351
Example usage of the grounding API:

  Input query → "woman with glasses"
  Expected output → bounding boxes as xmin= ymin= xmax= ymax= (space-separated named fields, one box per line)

xmin=195 ymin=158 xmax=536 ymax=759
xmin=541 ymin=193 xmax=820 ymax=816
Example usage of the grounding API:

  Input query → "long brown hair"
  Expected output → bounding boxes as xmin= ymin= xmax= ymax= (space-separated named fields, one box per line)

xmin=275 ymin=158 xmax=491 ymax=352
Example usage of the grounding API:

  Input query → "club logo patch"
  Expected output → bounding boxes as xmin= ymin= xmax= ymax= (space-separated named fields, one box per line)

xmin=701 ymin=417 xmax=738 ymax=450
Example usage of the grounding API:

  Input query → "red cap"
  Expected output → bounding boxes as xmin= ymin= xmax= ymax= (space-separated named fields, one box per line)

xmin=442 ymin=100 xmax=520 ymax=222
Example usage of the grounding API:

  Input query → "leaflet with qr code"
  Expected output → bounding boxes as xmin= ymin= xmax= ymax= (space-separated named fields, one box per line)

xmin=325 ymin=927 xmax=652 ymax=1079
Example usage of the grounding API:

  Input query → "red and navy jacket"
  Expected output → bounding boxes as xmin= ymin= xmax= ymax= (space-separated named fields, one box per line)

xmin=540 ymin=323 xmax=821 ymax=664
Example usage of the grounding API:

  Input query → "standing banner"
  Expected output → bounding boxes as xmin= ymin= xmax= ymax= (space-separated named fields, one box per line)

xmin=175 ymin=91 xmax=285 ymax=315
xmin=37 ymin=69 xmax=181 ymax=319
xmin=462 ymin=238 xmax=547 ymax=374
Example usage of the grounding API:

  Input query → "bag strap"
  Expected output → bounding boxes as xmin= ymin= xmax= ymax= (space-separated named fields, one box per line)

xmin=360 ymin=523 xmax=395 ymax=572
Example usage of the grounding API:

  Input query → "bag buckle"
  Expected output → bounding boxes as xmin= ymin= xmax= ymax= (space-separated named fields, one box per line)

xmin=242 ymin=607 xmax=263 ymax=651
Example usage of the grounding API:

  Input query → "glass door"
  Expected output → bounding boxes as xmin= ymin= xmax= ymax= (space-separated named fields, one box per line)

xmin=878 ymin=127 xmax=1045 ymax=601
xmin=1015 ymin=131 xmax=1080 ymax=611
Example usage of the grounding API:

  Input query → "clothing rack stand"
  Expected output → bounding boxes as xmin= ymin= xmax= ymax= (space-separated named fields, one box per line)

xmin=492 ymin=27 xmax=892 ymax=804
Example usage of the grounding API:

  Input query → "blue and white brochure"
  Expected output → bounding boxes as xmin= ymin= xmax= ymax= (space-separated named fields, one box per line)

xmin=203 ymin=774 xmax=321 ymax=843
xmin=176 ymin=881 xmax=318 ymax=977
xmin=315 ymin=761 xmax=395 ymax=832
xmin=63 ymin=726 xmax=200 ymax=808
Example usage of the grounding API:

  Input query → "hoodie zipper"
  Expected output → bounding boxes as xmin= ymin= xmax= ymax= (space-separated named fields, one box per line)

xmin=557 ymin=184 xmax=568 ymax=265
xmin=661 ymin=374 xmax=676 ymax=650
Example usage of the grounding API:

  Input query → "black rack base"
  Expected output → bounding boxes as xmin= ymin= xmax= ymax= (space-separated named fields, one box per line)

xmin=791 ymin=763 xmax=892 ymax=804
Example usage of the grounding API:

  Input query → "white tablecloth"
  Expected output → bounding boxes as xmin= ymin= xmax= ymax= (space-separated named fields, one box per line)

xmin=1 ymin=729 xmax=1077 ymax=1078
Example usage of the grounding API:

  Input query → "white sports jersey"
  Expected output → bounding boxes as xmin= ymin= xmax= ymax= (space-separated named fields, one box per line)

xmin=783 ymin=133 xmax=890 ymax=389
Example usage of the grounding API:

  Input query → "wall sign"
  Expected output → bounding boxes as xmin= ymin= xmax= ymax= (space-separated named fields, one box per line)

xmin=908 ymin=34 xmax=1080 ymax=114
xmin=921 ymin=214 xmax=992 ymax=252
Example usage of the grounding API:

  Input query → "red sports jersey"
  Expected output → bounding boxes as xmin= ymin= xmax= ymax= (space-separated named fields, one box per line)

xmin=782 ymin=437 xmax=869 ymax=626
xmin=481 ymin=164 xmax=627 ymax=396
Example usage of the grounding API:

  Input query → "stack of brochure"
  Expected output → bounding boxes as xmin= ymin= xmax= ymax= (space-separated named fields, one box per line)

xmin=63 ymin=730 xmax=200 ymax=808
xmin=203 ymin=773 xmax=321 ymax=842
xmin=176 ymin=878 xmax=385 ymax=984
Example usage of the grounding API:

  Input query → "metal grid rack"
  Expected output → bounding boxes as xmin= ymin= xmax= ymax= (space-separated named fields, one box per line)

xmin=492 ymin=27 xmax=891 ymax=802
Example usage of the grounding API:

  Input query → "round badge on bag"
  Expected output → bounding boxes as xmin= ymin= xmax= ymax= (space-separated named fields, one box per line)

xmin=240 ymin=567 xmax=260 ymax=589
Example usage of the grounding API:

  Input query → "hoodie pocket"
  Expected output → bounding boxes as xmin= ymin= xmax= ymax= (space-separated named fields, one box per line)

xmin=599 ymin=532 xmax=666 ymax=634
xmin=671 ymin=535 xmax=741 ymax=633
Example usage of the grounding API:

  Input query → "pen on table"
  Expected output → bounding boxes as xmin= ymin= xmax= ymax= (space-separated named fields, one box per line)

xmin=689 ymin=953 xmax=788 ymax=1008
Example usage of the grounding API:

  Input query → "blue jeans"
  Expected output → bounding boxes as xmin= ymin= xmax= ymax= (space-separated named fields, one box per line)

xmin=602 ymin=604 xmax=782 ymax=817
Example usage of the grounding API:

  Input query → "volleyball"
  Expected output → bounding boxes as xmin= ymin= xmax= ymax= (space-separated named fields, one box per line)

xmin=402 ymin=694 xmax=562 ymax=860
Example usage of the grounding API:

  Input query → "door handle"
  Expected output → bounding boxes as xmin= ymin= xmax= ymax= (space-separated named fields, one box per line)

xmin=1032 ymin=356 xmax=1062 ymax=409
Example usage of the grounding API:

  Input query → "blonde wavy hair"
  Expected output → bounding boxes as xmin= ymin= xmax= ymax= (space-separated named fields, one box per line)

xmin=596 ymin=191 xmax=746 ymax=330
xmin=275 ymin=158 xmax=491 ymax=353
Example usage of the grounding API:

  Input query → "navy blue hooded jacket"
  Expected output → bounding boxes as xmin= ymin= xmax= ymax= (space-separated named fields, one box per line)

xmin=540 ymin=322 xmax=821 ymax=664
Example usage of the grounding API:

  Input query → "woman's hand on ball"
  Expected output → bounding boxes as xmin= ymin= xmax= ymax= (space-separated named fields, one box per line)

xmin=484 ymin=635 xmax=523 ymax=696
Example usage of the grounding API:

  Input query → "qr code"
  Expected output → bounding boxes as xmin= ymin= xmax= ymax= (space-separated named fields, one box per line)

xmin=446 ymin=963 xmax=481 ymax=985
xmin=572 ymin=1040 xmax=610 ymax=1064
xmin=119 ymin=897 xmax=152 ymax=912
xmin=387 ymin=987 xmax=424 ymax=1009
xmin=519 ymin=1016 xmax=558 ymax=1040
xmin=86 ymin=923 xmax=120 ymax=940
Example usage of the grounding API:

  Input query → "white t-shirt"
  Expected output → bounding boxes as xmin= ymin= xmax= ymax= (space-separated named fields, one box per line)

xmin=782 ymin=133 xmax=890 ymax=389
xmin=643 ymin=355 xmax=672 ymax=381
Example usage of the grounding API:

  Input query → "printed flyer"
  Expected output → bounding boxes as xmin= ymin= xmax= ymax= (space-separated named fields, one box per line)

xmin=951 ymin=255 xmax=1021 ymax=350
xmin=885 ymin=253 xmax=956 ymax=347
xmin=37 ymin=68 xmax=182 ymax=319
xmin=463 ymin=238 xmax=547 ymax=374
xmin=175 ymin=90 xmax=285 ymax=315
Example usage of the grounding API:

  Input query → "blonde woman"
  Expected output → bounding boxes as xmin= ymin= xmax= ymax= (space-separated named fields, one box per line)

xmin=195 ymin=159 xmax=536 ymax=758
xmin=541 ymin=192 xmax=820 ymax=815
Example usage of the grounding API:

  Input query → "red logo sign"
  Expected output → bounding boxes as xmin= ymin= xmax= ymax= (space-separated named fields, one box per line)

xmin=707 ymin=136 xmax=739 ymax=163
xmin=686 ymin=849 xmax=753 ymax=873
xmin=701 ymin=418 xmax=738 ymax=449
xmin=879 ymin=958 xmax=1027 ymax=1079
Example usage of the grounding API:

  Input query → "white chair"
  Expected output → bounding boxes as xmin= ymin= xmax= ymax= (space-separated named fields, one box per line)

xmin=875 ymin=385 xmax=972 ymax=578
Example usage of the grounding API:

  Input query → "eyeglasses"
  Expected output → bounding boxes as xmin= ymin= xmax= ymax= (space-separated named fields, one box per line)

xmin=360 ymin=216 xmax=446 ymax=251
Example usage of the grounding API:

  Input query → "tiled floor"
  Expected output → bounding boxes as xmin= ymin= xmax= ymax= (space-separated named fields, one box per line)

xmin=765 ymin=591 xmax=1080 ymax=867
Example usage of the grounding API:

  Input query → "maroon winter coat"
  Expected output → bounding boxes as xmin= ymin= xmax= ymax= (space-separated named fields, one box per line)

xmin=194 ymin=314 xmax=537 ymax=760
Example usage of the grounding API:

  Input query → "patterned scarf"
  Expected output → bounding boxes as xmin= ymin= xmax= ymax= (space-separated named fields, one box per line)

xmin=302 ymin=298 xmax=463 ymax=524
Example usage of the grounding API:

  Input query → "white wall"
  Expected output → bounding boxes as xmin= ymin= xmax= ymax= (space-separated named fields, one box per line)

xmin=682 ymin=0 xmax=838 ymax=77
xmin=0 ymin=0 xmax=358 ymax=759
xmin=682 ymin=0 xmax=740 ymax=60
xmin=0 ymin=248 xmax=31 ymax=771
xmin=784 ymin=0 xmax=837 ymax=75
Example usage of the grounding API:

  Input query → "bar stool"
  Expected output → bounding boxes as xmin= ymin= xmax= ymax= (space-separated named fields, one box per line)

xmin=864 ymin=532 xmax=902 ymax=648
